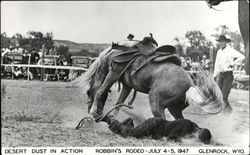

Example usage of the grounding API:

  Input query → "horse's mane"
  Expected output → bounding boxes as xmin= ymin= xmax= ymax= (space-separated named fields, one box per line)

xmin=76 ymin=46 xmax=112 ymax=95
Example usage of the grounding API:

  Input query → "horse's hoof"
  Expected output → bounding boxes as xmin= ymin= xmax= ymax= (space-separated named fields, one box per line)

xmin=89 ymin=113 xmax=103 ymax=122
xmin=222 ymin=107 xmax=233 ymax=114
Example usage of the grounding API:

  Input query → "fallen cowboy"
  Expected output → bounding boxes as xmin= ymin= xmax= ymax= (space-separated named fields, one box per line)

xmin=100 ymin=115 xmax=212 ymax=144
xmin=76 ymin=103 xmax=211 ymax=144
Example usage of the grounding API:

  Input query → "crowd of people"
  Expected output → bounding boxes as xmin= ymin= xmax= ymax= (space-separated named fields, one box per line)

xmin=1 ymin=45 xmax=70 ymax=81
xmin=179 ymin=55 xmax=210 ymax=71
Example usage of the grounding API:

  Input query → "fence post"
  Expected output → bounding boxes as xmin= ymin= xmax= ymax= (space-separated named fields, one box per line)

xmin=27 ymin=55 xmax=31 ymax=80
xmin=40 ymin=45 xmax=45 ymax=81
xmin=209 ymin=47 xmax=214 ymax=73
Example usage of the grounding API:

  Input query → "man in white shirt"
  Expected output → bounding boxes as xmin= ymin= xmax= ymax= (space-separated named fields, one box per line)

xmin=213 ymin=35 xmax=245 ymax=112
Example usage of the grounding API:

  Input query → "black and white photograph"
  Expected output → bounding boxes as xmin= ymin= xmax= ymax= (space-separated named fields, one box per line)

xmin=1 ymin=1 xmax=249 ymax=154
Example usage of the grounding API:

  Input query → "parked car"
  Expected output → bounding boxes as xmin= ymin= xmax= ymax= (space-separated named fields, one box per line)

xmin=71 ymin=56 xmax=92 ymax=68
xmin=41 ymin=55 xmax=59 ymax=65
xmin=69 ymin=56 xmax=96 ymax=81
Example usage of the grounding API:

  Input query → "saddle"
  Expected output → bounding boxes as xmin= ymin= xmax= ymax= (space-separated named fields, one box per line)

xmin=110 ymin=44 xmax=181 ymax=78
xmin=151 ymin=45 xmax=181 ymax=65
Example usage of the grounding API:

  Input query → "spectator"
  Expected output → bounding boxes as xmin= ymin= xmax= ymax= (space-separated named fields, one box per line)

xmin=57 ymin=56 xmax=64 ymax=66
xmin=22 ymin=50 xmax=30 ymax=64
xmin=6 ymin=47 xmax=11 ymax=53
xmin=9 ymin=46 xmax=14 ymax=52
xmin=180 ymin=57 xmax=187 ymax=68
xmin=49 ymin=47 xmax=56 ymax=55
xmin=30 ymin=49 xmax=40 ymax=79
xmin=184 ymin=57 xmax=192 ymax=71
xmin=2 ymin=54 xmax=12 ymax=78
xmin=201 ymin=55 xmax=210 ymax=70
xmin=1 ymin=48 xmax=7 ymax=57
xmin=12 ymin=47 xmax=17 ymax=53
xmin=58 ymin=57 xmax=69 ymax=81
xmin=22 ymin=67 xmax=33 ymax=80
xmin=62 ymin=57 xmax=68 ymax=66
xmin=127 ymin=34 xmax=134 ymax=41
xmin=3 ymin=54 xmax=12 ymax=64
xmin=30 ymin=49 xmax=40 ymax=64
xmin=214 ymin=35 xmax=245 ymax=112
xmin=37 ymin=59 xmax=45 ymax=65
xmin=13 ymin=66 xmax=23 ymax=79
xmin=16 ymin=46 xmax=23 ymax=54
xmin=38 ymin=49 xmax=43 ymax=58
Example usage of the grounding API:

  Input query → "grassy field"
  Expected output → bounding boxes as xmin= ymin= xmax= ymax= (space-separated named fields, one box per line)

xmin=1 ymin=79 xmax=249 ymax=147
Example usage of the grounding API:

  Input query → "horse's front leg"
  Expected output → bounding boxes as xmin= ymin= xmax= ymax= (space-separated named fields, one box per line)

xmin=89 ymin=71 xmax=120 ymax=121
xmin=113 ymin=84 xmax=132 ymax=117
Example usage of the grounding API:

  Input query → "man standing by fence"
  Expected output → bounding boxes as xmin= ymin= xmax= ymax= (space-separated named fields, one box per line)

xmin=213 ymin=35 xmax=245 ymax=112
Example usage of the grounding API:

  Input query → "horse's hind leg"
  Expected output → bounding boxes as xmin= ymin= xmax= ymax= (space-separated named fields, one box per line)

xmin=167 ymin=106 xmax=184 ymax=119
xmin=113 ymin=85 xmax=132 ymax=117
xmin=148 ymin=92 xmax=166 ymax=119
xmin=167 ymin=101 xmax=187 ymax=119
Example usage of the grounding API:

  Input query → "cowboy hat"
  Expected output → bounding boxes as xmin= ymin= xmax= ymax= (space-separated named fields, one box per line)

xmin=216 ymin=35 xmax=231 ymax=42
xmin=127 ymin=34 xmax=134 ymax=39
xmin=198 ymin=128 xmax=211 ymax=144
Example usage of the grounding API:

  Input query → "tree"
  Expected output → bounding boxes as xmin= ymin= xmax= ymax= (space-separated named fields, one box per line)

xmin=1 ymin=32 xmax=7 ymax=38
xmin=12 ymin=33 xmax=23 ymax=39
xmin=56 ymin=45 xmax=73 ymax=64
xmin=27 ymin=31 xmax=43 ymax=40
xmin=185 ymin=30 xmax=213 ymax=61
xmin=57 ymin=45 xmax=69 ymax=56
xmin=1 ymin=32 xmax=11 ymax=48
xmin=26 ymin=31 xmax=54 ymax=50
xmin=1 ymin=31 xmax=54 ymax=52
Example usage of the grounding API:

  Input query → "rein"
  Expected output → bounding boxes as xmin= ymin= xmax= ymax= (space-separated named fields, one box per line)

xmin=75 ymin=104 xmax=133 ymax=129
xmin=96 ymin=104 xmax=133 ymax=123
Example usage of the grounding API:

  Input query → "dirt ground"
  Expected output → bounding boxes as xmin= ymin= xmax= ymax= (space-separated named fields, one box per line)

xmin=1 ymin=79 xmax=249 ymax=147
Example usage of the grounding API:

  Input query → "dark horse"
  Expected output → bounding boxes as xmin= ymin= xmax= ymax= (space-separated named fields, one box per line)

xmin=78 ymin=45 xmax=224 ymax=121
xmin=206 ymin=0 xmax=249 ymax=75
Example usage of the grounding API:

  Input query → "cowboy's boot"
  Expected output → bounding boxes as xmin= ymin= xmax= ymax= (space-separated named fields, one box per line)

xmin=109 ymin=120 xmax=130 ymax=137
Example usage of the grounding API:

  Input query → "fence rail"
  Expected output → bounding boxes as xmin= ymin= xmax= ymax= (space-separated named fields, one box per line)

xmin=1 ymin=64 xmax=87 ymax=71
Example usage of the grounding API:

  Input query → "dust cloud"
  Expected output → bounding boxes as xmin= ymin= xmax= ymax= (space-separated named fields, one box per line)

xmin=60 ymin=106 xmax=86 ymax=129
xmin=199 ymin=108 xmax=249 ymax=146
xmin=60 ymin=106 xmax=111 ymax=133
xmin=59 ymin=85 xmax=249 ymax=147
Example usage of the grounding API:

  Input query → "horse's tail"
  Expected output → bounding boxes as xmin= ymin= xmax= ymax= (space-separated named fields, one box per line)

xmin=76 ymin=47 xmax=112 ymax=94
xmin=185 ymin=70 xmax=225 ymax=114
